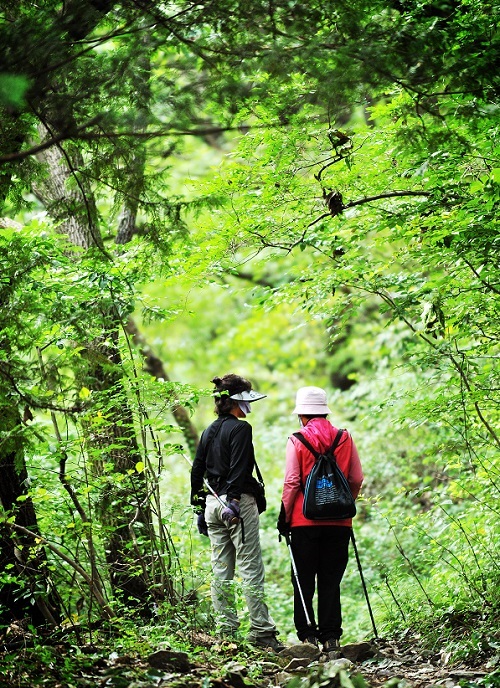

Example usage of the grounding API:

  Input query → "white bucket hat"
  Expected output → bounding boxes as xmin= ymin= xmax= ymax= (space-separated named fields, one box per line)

xmin=292 ymin=386 xmax=331 ymax=415
xmin=229 ymin=390 xmax=266 ymax=402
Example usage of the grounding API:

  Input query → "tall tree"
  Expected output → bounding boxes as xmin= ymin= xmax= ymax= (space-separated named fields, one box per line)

xmin=1 ymin=0 xmax=498 ymax=629
xmin=0 ymin=226 xmax=65 ymax=626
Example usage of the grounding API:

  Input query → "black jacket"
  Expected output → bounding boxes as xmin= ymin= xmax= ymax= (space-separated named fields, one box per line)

xmin=190 ymin=414 xmax=261 ymax=509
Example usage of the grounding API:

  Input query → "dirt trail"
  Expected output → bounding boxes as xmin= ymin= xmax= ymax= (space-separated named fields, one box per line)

xmin=0 ymin=629 xmax=497 ymax=687
xmin=352 ymin=638 xmax=494 ymax=687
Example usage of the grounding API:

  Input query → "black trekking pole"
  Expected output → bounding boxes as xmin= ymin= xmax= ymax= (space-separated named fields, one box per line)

xmin=284 ymin=532 xmax=313 ymax=629
xmin=350 ymin=529 xmax=378 ymax=638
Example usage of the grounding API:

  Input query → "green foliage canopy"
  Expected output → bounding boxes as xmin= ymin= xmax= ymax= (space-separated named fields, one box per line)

xmin=0 ymin=0 xmax=498 ymax=658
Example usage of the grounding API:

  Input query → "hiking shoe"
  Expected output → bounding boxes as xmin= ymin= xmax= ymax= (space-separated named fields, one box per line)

xmin=303 ymin=636 xmax=319 ymax=647
xmin=323 ymin=638 xmax=341 ymax=657
xmin=252 ymin=633 xmax=286 ymax=653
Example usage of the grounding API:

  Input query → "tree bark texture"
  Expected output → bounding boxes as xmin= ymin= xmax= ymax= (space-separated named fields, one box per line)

xmin=35 ymin=129 xmax=103 ymax=250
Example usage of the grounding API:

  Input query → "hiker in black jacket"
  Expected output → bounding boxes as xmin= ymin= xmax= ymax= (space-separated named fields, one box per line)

xmin=190 ymin=374 xmax=284 ymax=652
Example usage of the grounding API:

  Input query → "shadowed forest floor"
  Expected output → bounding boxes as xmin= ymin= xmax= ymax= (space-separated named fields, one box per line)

xmin=1 ymin=625 xmax=498 ymax=688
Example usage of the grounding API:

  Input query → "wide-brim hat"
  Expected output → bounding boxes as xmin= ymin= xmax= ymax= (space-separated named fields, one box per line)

xmin=292 ymin=386 xmax=331 ymax=414
xmin=230 ymin=390 xmax=266 ymax=402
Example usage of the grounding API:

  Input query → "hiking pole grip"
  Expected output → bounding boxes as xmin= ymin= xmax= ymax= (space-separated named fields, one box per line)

xmin=284 ymin=532 xmax=313 ymax=628
xmin=350 ymin=529 xmax=378 ymax=638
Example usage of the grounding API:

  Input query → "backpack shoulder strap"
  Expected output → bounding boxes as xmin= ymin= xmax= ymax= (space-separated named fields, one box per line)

xmin=293 ymin=432 xmax=320 ymax=458
xmin=253 ymin=459 xmax=264 ymax=486
xmin=293 ymin=428 xmax=345 ymax=459
xmin=328 ymin=428 xmax=345 ymax=456
xmin=294 ymin=428 xmax=346 ymax=493
xmin=293 ymin=432 xmax=318 ymax=493
xmin=202 ymin=416 xmax=230 ymax=454
xmin=208 ymin=417 xmax=265 ymax=487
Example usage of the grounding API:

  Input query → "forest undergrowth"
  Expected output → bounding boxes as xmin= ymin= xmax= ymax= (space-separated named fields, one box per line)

xmin=1 ymin=609 xmax=498 ymax=688
xmin=1 ymin=1 xmax=499 ymax=685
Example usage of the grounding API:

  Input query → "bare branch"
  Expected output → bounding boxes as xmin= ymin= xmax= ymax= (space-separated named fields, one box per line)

xmin=0 ymin=117 xmax=102 ymax=164
xmin=307 ymin=189 xmax=431 ymax=227
xmin=0 ymin=124 xmax=268 ymax=165
xmin=345 ymin=190 xmax=431 ymax=208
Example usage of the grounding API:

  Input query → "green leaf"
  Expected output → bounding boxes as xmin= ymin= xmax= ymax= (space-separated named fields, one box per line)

xmin=0 ymin=74 xmax=30 ymax=108
xmin=78 ymin=387 xmax=91 ymax=399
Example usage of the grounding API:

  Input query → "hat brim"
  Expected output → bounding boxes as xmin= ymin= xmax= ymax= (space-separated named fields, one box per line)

xmin=230 ymin=390 xmax=266 ymax=402
xmin=292 ymin=405 xmax=331 ymax=414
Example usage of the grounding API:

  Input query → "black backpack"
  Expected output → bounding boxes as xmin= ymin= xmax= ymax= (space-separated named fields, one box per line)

xmin=294 ymin=429 xmax=356 ymax=520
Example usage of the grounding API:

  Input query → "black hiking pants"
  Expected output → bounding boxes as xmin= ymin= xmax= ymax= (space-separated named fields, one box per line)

xmin=290 ymin=525 xmax=351 ymax=643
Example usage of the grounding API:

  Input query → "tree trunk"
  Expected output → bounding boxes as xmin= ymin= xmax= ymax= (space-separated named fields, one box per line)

xmin=34 ymin=133 xmax=154 ymax=610
xmin=34 ymin=130 xmax=103 ymax=250
xmin=80 ymin=324 xmax=154 ymax=607
xmin=0 ymin=402 xmax=62 ymax=626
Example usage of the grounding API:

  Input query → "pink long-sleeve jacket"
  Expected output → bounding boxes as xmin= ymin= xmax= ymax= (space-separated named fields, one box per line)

xmin=281 ymin=417 xmax=363 ymax=528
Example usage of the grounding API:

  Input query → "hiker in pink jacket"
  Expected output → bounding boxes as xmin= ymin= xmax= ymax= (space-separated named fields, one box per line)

xmin=277 ymin=386 xmax=363 ymax=654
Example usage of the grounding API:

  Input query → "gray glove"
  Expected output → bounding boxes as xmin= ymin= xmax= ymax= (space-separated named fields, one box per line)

xmin=221 ymin=499 xmax=240 ymax=524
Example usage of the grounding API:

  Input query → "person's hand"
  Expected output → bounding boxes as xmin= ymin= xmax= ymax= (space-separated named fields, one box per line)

xmin=277 ymin=502 xmax=290 ymax=537
xmin=197 ymin=512 xmax=209 ymax=536
xmin=221 ymin=499 xmax=240 ymax=524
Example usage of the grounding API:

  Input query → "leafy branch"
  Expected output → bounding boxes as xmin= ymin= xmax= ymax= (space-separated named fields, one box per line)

xmin=0 ymin=519 xmax=115 ymax=619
